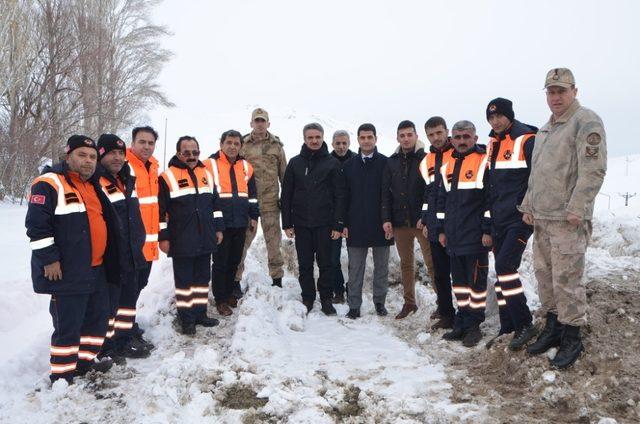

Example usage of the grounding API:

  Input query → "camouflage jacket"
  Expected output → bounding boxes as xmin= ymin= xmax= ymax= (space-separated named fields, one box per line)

xmin=241 ymin=131 xmax=287 ymax=212
xmin=519 ymin=100 xmax=607 ymax=221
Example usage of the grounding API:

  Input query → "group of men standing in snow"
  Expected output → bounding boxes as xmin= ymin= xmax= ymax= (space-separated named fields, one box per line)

xmin=26 ymin=67 xmax=606 ymax=385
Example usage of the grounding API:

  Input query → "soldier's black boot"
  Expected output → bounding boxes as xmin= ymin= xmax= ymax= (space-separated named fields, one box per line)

xmin=550 ymin=325 xmax=584 ymax=369
xmin=509 ymin=323 xmax=538 ymax=351
xmin=527 ymin=312 xmax=563 ymax=355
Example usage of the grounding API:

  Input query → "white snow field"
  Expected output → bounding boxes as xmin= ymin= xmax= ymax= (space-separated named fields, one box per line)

xmin=0 ymin=154 xmax=638 ymax=423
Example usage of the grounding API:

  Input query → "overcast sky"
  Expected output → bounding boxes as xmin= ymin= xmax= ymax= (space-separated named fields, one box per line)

xmin=146 ymin=0 xmax=639 ymax=160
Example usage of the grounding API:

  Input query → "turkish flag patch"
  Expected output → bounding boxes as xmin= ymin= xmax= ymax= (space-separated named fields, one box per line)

xmin=30 ymin=194 xmax=46 ymax=205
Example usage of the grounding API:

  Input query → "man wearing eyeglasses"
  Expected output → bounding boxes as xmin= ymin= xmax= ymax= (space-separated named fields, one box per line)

xmin=158 ymin=136 xmax=225 ymax=335
xmin=436 ymin=121 xmax=491 ymax=348
xmin=519 ymin=68 xmax=607 ymax=369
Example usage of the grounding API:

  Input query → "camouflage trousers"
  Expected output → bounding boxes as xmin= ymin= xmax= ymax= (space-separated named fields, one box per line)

xmin=235 ymin=211 xmax=285 ymax=281
xmin=533 ymin=219 xmax=592 ymax=326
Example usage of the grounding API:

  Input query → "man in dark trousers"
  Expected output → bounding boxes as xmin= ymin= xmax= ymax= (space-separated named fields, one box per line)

xmin=159 ymin=136 xmax=224 ymax=335
xmin=419 ymin=117 xmax=456 ymax=330
xmin=96 ymin=134 xmax=151 ymax=360
xmin=26 ymin=135 xmax=121 ymax=384
xmin=204 ymin=130 xmax=259 ymax=316
xmin=485 ymin=98 xmax=538 ymax=350
xmin=281 ymin=122 xmax=346 ymax=315
xmin=381 ymin=120 xmax=433 ymax=319
xmin=436 ymin=120 xmax=492 ymax=347
xmin=329 ymin=130 xmax=355 ymax=304
xmin=342 ymin=123 xmax=393 ymax=319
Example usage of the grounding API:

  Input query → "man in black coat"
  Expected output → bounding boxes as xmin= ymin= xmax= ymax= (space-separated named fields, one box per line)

xmin=381 ymin=120 xmax=434 ymax=319
xmin=329 ymin=130 xmax=355 ymax=304
xmin=281 ymin=123 xmax=346 ymax=315
xmin=342 ymin=124 xmax=393 ymax=319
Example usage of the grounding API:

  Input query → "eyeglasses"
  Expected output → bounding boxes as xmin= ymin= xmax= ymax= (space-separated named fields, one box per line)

xmin=181 ymin=150 xmax=200 ymax=157
xmin=452 ymin=134 xmax=473 ymax=140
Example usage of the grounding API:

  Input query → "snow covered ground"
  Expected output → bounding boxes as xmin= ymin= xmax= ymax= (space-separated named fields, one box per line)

xmin=0 ymin=154 xmax=638 ymax=423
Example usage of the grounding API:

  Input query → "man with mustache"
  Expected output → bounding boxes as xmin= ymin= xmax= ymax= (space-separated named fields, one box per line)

xmin=204 ymin=130 xmax=259 ymax=316
xmin=519 ymin=68 xmax=607 ymax=369
xmin=436 ymin=121 xmax=491 ymax=347
xmin=96 ymin=134 xmax=150 ymax=360
xmin=281 ymin=123 xmax=347 ymax=315
xmin=158 ymin=136 xmax=224 ymax=335
xmin=26 ymin=135 xmax=122 ymax=384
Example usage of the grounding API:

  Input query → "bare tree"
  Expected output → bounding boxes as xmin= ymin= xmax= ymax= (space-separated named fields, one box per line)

xmin=0 ymin=0 xmax=172 ymax=201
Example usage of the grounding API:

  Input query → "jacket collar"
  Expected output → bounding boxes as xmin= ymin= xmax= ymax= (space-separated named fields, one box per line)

xmin=300 ymin=142 xmax=329 ymax=159
xmin=393 ymin=139 xmax=426 ymax=155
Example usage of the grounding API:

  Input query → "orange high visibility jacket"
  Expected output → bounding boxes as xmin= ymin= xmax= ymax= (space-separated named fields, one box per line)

xmin=203 ymin=151 xmax=259 ymax=228
xmin=126 ymin=149 xmax=159 ymax=261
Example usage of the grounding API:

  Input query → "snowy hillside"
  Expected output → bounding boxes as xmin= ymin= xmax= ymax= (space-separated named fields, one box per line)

xmin=0 ymin=153 xmax=639 ymax=423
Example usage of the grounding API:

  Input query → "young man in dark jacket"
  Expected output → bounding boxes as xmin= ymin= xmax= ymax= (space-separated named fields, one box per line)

xmin=329 ymin=130 xmax=355 ymax=304
xmin=204 ymin=130 xmax=259 ymax=316
xmin=159 ymin=136 xmax=225 ymax=335
xmin=25 ymin=135 xmax=122 ymax=384
xmin=381 ymin=120 xmax=434 ymax=319
xmin=96 ymin=134 xmax=151 ymax=360
xmin=419 ymin=117 xmax=456 ymax=330
xmin=485 ymin=98 xmax=538 ymax=350
xmin=342 ymin=124 xmax=393 ymax=319
xmin=281 ymin=123 xmax=346 ymax=315
xmin=436 ymin=121 xmax=492 ymax=347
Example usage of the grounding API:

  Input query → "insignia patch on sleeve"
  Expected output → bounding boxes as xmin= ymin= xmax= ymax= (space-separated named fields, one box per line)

xmin=586 ymin=146 xmax=599 ymax=158
xmin=587 ymin=133 xmax=602 ymax=146
xmin=30 ymin=194 xmax=46 ymax=205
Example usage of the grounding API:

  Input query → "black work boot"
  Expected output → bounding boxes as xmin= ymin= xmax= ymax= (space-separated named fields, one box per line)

xmin=550 ymin=325 xmax=584 ymax=369
xmin=117 ymin=337 xmax=152 ymax=359
xmin=509 ymin=323 xmax=538 ymax=351
xmin=462 ymin=325 xmax=482 ymax=347
xmin=431 ymin=315 xmax=455 ymax=330
xmin=527 ymin=312 xmax=563 ymax=355
xmin=321 ymin=298 xmax=337 ymax=316
xmin=443 ymin=326 xmax=465 ymax=341
xmin=375 ymin=303 xmax=388 ymax=316
xmin=196 ymin=315 xmax=220 ymax=327
xmin=272 ymin=278 xmax=282 ymax=288
xmin=76 ymin=357 xmax=114 ymax=376
xmin=346 ymin=308 xmax=360 ymax=319
xmin=303 ymin=299 xmax=314 ymax=313
xmin=181 ymin=321 xmax=196 ymax=335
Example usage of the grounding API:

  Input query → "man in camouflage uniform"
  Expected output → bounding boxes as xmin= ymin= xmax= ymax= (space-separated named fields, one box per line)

xmin=519 ymin=68 xmax=607 ymax=369
xmin=235 ymin=108 xmax=287 ymax=289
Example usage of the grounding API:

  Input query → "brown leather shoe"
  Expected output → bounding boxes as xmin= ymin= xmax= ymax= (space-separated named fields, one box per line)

xmin=395 ymin=303 xmax=418 ymax=319
xmin=227 ymin=297 xmax=238 ymax=308
xmin=216 ymin=303 xmax=233 ymax=316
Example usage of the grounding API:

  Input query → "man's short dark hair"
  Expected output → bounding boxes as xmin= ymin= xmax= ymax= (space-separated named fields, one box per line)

xmin=132 ymin=126 xmax=158 ymax=141
xmin=397 ymin=120 xmax=416 ymax=133
xmin=357 ymin=123 xmax=377 ymax=137
xmin=424 ymin=116 xmax=447 ymax=130
xmin=220 ymin=129 xmax=243 ymax=144
xmin=303 ymin=122 xmax=324 ymax=138
xmin=176 ymin=135 xmax=199 ymax=152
